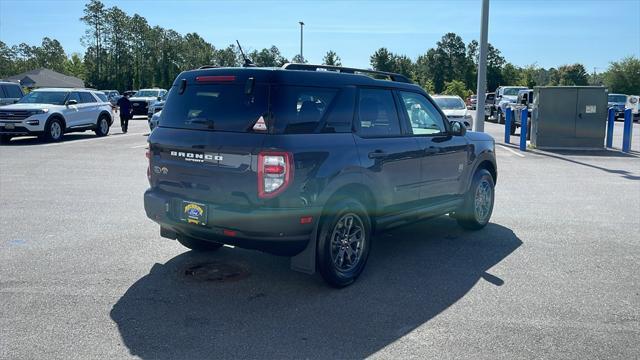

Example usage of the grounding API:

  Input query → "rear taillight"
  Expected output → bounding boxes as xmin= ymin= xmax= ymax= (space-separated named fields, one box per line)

xmin=258 ymin=152 xmax=293 ymax=199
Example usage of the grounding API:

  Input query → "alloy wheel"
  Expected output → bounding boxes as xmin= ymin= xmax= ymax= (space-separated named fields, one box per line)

xmin=330 ymin=213 xmax=365 ymax=272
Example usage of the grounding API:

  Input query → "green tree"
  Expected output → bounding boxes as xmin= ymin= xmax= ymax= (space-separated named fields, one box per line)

xmin=291 ymin=54 xmax=307 ymax=64
xmin=322 ymin=50 xmax=341 ymax=66
xmin=80 ymin=0 xmax=107 ymax=84
xmin=249 ymin=46 xmax=287 ymax=67
xmin=214 ymin=45 xmax=241 ymax=67
xmin=0 ymin=41 xmax=15 ymax=77
xmin=557 ymin=64 xmax=588 ymax=85
xmin=442 ymin=80 xmax=470 ymax=99
xmin=603 ymin=56 xmax=640 ymax=94
xmin=501 ymin=63 xmax=521 ymax=86
xmin=35 ymin=37 xmax=67 ymax=73
xmin=370 ymin=47 xmax=395 ymax=72
xmin=64 ymin=53 xmax=86 ymax=79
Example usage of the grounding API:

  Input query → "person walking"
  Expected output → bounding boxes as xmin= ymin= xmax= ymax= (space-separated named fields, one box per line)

xmin=116 ymin=93 xmax=132 ymax=133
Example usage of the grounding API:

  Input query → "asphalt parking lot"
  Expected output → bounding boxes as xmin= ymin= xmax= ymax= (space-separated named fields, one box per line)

xmin=1 ymin=116 xmax=639 ymax=359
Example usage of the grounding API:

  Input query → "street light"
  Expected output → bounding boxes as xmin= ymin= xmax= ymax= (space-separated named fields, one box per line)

xmin=298 ymin=21 xmax=304 ymax=63
xmin=474 ymin=0 xmax=489 ymax=133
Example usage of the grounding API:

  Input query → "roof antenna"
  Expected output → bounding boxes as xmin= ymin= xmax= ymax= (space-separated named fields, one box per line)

xmin=236 ymin=40 xmax=256 ymax=67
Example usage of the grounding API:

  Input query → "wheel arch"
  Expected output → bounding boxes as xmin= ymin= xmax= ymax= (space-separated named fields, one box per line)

xmin=321 ymin=183 xmax=378 ymax=230
xmin=46 ymin=113 xmax=66 ymax=129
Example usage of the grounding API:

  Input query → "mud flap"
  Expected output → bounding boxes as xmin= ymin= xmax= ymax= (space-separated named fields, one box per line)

xmin=290 ymin=222 xmax=318 ymax=274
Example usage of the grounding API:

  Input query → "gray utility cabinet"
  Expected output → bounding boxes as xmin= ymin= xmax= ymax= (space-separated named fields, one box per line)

xmin=531 ymin=86 xmax=607 ymax=149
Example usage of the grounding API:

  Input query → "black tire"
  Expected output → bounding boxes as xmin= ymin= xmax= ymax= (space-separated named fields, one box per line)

xmin=456 ymin=169 xmax=495 ymax=230
xmin=526 ymin=120 xmax=531 ymax=140
xmin=509 ymin=120 xmax=517 ymax=135
xmin=177 ymin=236 xmax=223 ymax=252
xmin=95 ymin=114 xmax=110 ymax=137
xmin=497 ymin=109 xmax=505 ymax=124
xmin=43 ymin=117 xmax=64 ymax=142
xmin=0 ymin=134 xmax=12 ymax=144
xmin=317 ymin=198 xmax=372 ymax=288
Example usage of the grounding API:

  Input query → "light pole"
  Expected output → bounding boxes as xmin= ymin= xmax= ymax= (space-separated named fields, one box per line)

xmin=298 ymin=21 xmax=304 ymax=63
xmin=474 ymin=0 xmax=489 ymax=132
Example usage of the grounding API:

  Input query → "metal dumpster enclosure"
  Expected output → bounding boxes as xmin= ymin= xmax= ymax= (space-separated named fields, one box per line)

xmin=531 ymin=86 xmax=608 ymax=149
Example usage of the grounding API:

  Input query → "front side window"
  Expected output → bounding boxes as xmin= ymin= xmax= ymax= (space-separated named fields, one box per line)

xmin=399 ymin=91 xmax=446 ymax=135
xmin=356 ymin=88 xmax=402 ymax=137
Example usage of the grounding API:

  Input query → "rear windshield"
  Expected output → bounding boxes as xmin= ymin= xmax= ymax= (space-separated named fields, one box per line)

xmin=161 ymin=84 xmax=268 ymax=132
xmin=160 ymin=83 xmax=343 ymax=134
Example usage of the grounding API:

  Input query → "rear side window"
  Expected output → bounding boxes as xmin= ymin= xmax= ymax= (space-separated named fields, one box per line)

xmin=356 ymin=88 xmax=402 ymax=137
xmin=271 ymin=86 xmax=337 ymax=134
xmin=3 ymin=84 xmax=22 ymax=98
xmin=79 ymin=92 xmax=96 ymax=103
xmin=95 ymin=93 xmax=108 ymax=102
xmin=161 ymin=84 xmax=268 ymax=132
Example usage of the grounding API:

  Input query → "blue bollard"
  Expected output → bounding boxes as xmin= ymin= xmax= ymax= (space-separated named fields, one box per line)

xmin=622 ymin=108 xmax=633 ymax=153
xmin=606 ymin=107 xmax=615 ymax=148
xmin=504 ymin=107 xmax=512 ymax=144
xmin=519 ymin=108 xmax=528 ymax=151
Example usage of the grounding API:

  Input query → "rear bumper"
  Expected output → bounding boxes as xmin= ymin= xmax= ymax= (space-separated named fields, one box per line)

xmin=144 ymin=189 xmax=320 ymax=255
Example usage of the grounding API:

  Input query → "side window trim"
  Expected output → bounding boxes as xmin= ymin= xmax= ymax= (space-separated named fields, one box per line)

xmin=398 ymin=90 xmax=451 ymax=136
xmin=354 ymin=86 xmax=406 ymax=139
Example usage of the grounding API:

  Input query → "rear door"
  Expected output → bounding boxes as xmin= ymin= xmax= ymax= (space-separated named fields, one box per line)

xmin=148 ymin=77 xmax=270 ymax=208
xmin=397 ymin=91 xmax=470 ymax=199
xmin=353 ymin=88 xmax=423 ymax=213
xmin=78 ymin=92 xmax=99 ymax=126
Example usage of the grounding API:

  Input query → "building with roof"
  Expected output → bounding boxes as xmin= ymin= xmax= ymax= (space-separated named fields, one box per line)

xmin=4 ymin=68 xmax=84 ymax=89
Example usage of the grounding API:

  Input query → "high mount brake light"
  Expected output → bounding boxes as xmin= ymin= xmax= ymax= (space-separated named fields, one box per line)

xmin=258 ymin=152 xmax=293 ymax=199
xmin=195 ymin=75 xmax=236 ymax=83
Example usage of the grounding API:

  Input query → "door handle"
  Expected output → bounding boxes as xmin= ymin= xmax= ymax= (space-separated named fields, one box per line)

xmin=368 ymin=150 xmax=388 ymax=159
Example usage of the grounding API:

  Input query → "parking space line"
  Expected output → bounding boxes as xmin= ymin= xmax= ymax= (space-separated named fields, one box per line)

xmin=42 ymin=132 xmax=147 ymax=147
xmin=497 ymin=144 xmax=525 ymax=158
xmin=130 ymin=144 xmax=148 ymax=149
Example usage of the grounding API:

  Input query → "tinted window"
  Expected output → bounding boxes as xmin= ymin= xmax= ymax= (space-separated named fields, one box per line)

xmin=4 ymin=84 xmax=22 ymax=98
xmin=433 ymin=97 xmax=466 ymax=110
xmin=271 ymin=86 xmax=337 ymax=134
xmin=95 ymin=93 xmax=108 ymax=102
xmin=67 ymin=92 xmax=81 ymax=104
xmin=399 ymin=91 xmax=446 ymax=135
xmin=0 ymin=85 xmax=6 ymax=98
xmin=79 ymin=92 xmax=96 ymax=103
xmin=161 ymin=84 xmax=268 ymax=132
xmin=356 ymin=89 xmax=401 ymax=137
xmin=19 ymin=91 xmax=69 ymax=105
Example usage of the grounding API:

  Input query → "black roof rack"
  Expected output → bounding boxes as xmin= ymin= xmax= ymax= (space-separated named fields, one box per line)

xmin=281 ymin=63 xmax=412 ymax=83
xmin=198 ymin=65 xmax=221 ymax=69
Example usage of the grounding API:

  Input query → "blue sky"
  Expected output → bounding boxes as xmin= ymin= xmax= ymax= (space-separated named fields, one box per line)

xmin=1 ymin=0 xmax=639 ymax=73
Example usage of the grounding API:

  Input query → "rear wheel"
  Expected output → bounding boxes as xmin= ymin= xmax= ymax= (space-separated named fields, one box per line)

xmin=317 ymin=198 xmax=371 ymax=288
xmin=44 ymin=118 xmax=64 ymax=142
xmin=95 ymin=114 xmax=110 ymax=137
xmin=456 ymin=169 xmax=495 ymax=230
xmin=177 ymin=236 xmax=223 ymax=252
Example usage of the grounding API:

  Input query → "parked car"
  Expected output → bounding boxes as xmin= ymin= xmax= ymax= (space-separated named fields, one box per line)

xmin=0 ymin=88 xmax=113 ymax=143
xmin=0 ymin=81 xmax=25 ymax=105
xmin=493 ymin=86 xmax=529 ymax=124
xmin=148 ymin=110 xmax=161 ymax=131
xmin=509 ymin=89 xmax=534 ymax=139
xmin=123 ymin=90 xmax=137 ymax=97
xmin=144 ymin=64 xmax=497 ymax=287
xmin=432 ymin=95 xmax=473 ymax=129
xmin=99 ymin=89 xmax=121 ymax=106
xmin=625 ymin=95 xmax=639 ymax=122
xmin=147 ymin=92 xmax=167 ymax=118
xmin=607 ymin=93 xmax=627 ymax=119
xmin=484 ymin=92 xmax=495 ymax=121
xmin=129 ymin=88 xmax=167 ymax=118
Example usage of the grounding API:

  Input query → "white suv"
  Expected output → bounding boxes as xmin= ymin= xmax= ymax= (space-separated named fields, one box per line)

xmin=0 ymin=88 xmax=113 ymax=143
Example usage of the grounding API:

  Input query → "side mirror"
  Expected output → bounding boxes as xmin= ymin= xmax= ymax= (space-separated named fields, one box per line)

xmin=450 ymin=121 xmax=467 ymax=136
xmin=66 ymin=99 xmax=78 ymax=106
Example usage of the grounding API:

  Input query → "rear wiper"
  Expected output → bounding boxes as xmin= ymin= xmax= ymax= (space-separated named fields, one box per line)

xmin=185 ymin=118 xmax=214 ymax=129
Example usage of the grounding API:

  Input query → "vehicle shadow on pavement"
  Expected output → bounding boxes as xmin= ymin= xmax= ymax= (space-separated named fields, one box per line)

xmin=530 ymin=150 xmax=640 ymax=181
xmin=110 ymin=216 xmax=521 ymax=359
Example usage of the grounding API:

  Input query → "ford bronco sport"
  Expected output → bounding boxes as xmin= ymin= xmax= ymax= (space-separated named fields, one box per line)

xmin=144 ymin=64 xmax=497 ymax=287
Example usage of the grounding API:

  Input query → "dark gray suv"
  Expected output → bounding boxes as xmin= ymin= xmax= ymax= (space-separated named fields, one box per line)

xmin=144 ymin=64 xmax=497 ymax=287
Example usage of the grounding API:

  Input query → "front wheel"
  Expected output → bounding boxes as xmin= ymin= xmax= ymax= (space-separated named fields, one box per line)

xmin=95 ymin=115 xmax=110 ymax=137
xmin=44 ymin=118 xmax=64 ymax=142
xmin=317 ymin=199 xmax=372 ymax=288
xmin=456 ymin=169 xmax=495 ymax=230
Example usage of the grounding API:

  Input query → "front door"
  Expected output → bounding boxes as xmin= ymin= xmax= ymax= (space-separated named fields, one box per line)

xmin=353 ymin=88 xmax=423 ymax=215
xmin=397 ymin=91 xmax=470 ymax=200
